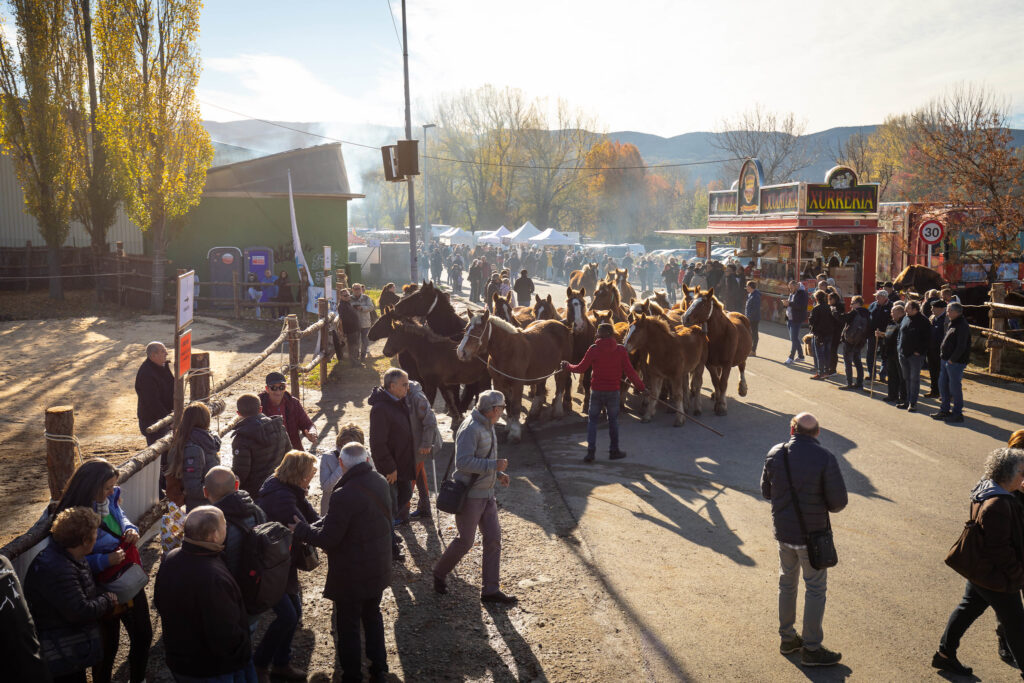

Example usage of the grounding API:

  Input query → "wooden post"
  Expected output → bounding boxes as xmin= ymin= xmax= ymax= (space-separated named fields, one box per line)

xmin=989 ymin=285 xmax=1006 ymax=374
xmin=335 ymin=269 xmax=345 ymax=302
xmin=189 ymin=350 xmax=211 ymax=401
xmin=318 ymin=298 xmax=329 ymax=386
xmin=173 ymin=269 xmax=185 ymax=428
xmin=286 ymin=314 xmax=300 ymax=397
xmin=232 ymin=271 xmax=240 ymax=319
xmin=45 ymin=406 xmax=76 ymax=501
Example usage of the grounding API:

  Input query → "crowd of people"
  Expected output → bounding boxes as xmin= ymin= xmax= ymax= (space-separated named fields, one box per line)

xmin=784 ymin=276 xmax=972 ymax=423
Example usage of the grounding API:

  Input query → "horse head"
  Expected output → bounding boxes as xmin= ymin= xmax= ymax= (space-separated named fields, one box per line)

xmin=395 ymin=280 xmax=436 ymax=317
xmin=367 ymin=305 xmax=397 ymax=342
xmin=653 ymin=290 xmax=671 ymax=309
xmin=566 ymin=287 xmax=589 ymax=333
xmin=623 ymin=312 xmax=650 ymax=352
xmin=591 ymin=279 xmax=620 ymax=312
xmin=492 ymin=291 xmax=516 ymax=325
xmin=457 ymin=309 xmax=491 ymax=361
xmin=381 ymin=317 xmax=406 ymax=357
xmin=683 ymin=286 xmax=715 ymax=326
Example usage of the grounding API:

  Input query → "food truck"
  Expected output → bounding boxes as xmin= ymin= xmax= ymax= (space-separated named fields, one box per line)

xmin=662 ymin=159 xmax=884 ymax=322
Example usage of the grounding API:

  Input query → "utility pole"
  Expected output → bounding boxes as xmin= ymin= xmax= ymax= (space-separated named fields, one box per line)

xmin=422 ymin=123 xmax=436 ymax=255
xmin=401 ymin=0 xmax=418 ymax=282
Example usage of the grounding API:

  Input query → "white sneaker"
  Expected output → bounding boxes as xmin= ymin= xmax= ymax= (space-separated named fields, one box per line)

xmin=784 ymin=358 xmax=794 ymax=365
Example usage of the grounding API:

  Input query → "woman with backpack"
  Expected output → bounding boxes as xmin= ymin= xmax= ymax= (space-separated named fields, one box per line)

xmin=165 ymin=402 xmax=221 ymax=511
xmin=256 ymin=451 xmax=320 ymax=682
xmin=55 ymin=460 xmax=151 ymax=683
xmin=836 ymin=295 xmax=870 ymax=390
xmin=808 ymin=290 xmax=838 ymax=380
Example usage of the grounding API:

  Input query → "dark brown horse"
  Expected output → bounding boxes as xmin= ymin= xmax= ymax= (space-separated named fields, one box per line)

xmin=566 ymin=287 xmax=597 ymax=411
xmin=590 ymin=280 xmax=629 ymax=322
xmin=569 ymin=262 xmax=600 ymax=301
xmin=368 ymin=305 xmax=424 ymax=399
xmin=394 ymin=280 xmax=466 ymax=338
xmin=629 ymin=297 xmax=683 ymax=324
xmin=380 ymin=315 xmax=490 ymax=422
xmin=456 ymin=311 xmax=572 ymax=443
xmin=624 ymin=314 xmax=706 ymax=426
xmin=892 ymin=265 xmax=947 ymax=295
xmin=682 ymin=286 xmax=752 ymax=416
xmin=492 ymin=291 xmax=528 ymax=327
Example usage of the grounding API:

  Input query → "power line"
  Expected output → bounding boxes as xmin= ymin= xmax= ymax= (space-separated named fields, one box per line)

xmin=202 ymin=99 xmax=743 ymax=172
xmin=384 ymin=0 xmax=403 ymax=51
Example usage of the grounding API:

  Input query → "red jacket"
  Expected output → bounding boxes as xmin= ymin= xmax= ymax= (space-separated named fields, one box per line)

xmin=567 ymin=337 xmax=645 ymax=392
xmin=259 ymin=391 xmax=314 ymax=450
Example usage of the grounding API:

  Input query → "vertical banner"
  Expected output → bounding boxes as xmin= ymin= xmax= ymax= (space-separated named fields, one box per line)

xmin=178 ymin=330 xmax=192 ymax=378
xmin=288 ymin=170 xmax=314 ymax=310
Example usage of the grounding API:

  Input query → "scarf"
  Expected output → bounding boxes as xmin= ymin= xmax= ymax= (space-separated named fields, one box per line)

xmin=186 ymin=537 xmax=225 ymax=553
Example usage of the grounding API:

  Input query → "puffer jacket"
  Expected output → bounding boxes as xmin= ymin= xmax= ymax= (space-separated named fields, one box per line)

xmin=453 ymin=410 xmax=501 ymax=499
xmin=963 ymin=480 xmax=1024 ymax=592
xmin=86 ymin=487 xmax=138 ymax=574
xmin=760 ymin=433 xmax=848 ymax=546
xmin=25 ymin=542 xmax=113 ymax=636
xmin=293 ymin=461 xmax=393 ymax=603
xmin=567 ymin=337 xmax=645 ymax=393
xmin=182 ymin=429 xmax=222 ymax=510
xmin=407 ymin=381 xmax=442 ymax=465
xmin=230 ymin=414 xmax=290 ymax=496
xmin=257 ymin=476 xmax=318 ymax=595
xmin=213 ymin=490 xmax=266 ymax=579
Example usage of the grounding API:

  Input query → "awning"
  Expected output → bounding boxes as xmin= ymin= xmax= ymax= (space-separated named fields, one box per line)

xmin=656 ymin=228 xmax=749 ymax=236
xmin=815 ymin=227 xmax=894 ymax=235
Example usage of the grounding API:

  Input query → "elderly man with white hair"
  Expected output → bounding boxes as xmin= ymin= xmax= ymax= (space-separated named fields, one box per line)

xmin=866 ymin=289 xmax=893 ymax=383
xmin=290 ymin=442 xmax=393 ymax=683
xmin=134 ymin=340 xmax=174 ymax=446
xmin=432 ymin=390 xmax=516 ymax=605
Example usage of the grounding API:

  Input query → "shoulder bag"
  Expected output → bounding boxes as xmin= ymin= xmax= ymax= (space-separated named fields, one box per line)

xmin=781 ymin=446 xmax=838 ymax=570
xmin=945 ymin=500 xmax=987 ymax=584
xmin=39 ymin=623 xmax=103 ymax=677
xmin=435 ymin=450 xmax=481 ymax=515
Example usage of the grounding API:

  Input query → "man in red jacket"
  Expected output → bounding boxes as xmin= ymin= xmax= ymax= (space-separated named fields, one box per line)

xmin=562 ymin=323 xmax=646 ymax=462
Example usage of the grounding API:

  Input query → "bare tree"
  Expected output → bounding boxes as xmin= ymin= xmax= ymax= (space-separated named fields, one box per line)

xmin=712 ymin=104 xmax=814 ymax=183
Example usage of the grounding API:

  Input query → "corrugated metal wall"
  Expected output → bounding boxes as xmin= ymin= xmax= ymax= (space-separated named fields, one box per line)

xmin=0 ymin=154 xmax=145 ymax=253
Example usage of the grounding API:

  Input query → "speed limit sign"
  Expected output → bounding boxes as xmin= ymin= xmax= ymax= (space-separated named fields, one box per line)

xmin=919 ymin=220 xmax=944 ymax=245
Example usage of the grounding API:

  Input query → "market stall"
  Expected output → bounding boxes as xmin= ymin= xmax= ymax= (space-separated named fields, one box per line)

xmin=660 ymin=159 xmax=885 ymax=322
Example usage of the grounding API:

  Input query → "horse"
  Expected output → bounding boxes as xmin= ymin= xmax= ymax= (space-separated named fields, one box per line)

xmin=566 ymin=287 xmax=597 ymax=411
xmin=590 ymin=280 xmax=630 ymax=322
xmin=682 ymin=286 xmax=752 ymax=416
xmin=623 ymin=314 xmax=707 ymax=426
xmin=491 ymin=291 xmax=529 ymax=328
xmin=629 ymin=297 xmax=682 ymax=324
xmin=368 ymin=305 xmax=425 ymax=399
xmin=613 ymin=268 xmax=637 ymax=304
xmin=892 ymin=265 xmax=946 ymax=295
xmin=380 ymin=316 xmax=491 ymax=422
xmin=393 ymin=280 xmax=466 ymax=338
xmin=653 ymin=290 xmax=672 ymax=310
xmin=569 ymin=262 xmax=600 ymax=300
xmin=532 ymin=293 xmax=563 ymax=322
xmin=456 ymin=311 xmax=572 ymax=444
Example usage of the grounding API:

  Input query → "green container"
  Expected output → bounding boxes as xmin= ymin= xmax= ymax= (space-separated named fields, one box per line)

xmin=343 ymin=262 xmax=362 ymax=285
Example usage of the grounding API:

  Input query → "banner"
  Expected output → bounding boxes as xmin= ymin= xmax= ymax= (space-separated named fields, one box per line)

xmin=288 ymin=170 xmax=315 ymax=303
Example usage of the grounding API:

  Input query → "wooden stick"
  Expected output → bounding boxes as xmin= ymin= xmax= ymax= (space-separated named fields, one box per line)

xmin=287 ymin=315 xmax=300 ymax=396
xmin=318 ymin=298 xmax=328 ymax=386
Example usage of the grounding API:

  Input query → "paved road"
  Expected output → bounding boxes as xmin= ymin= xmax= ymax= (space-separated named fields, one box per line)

xmin=447 ymin=270 xmax=1024 ymax=681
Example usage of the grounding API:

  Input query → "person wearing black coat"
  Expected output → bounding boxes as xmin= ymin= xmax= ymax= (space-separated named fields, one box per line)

xmin=377 ymin=283 xmax=400 ymax=314
xmin=203 ymin=467 xmax=266 ymax=583
xmin=291 ymin=445 xmax=393 ymax=683
xmin=828 ymin=293 xmax=847 ymax=376
xmin=1 ymin=554 xmax=50 ymax=682
xmin=134 ymin=342 xmax=174 ymax=446
xmin=934 ymin=303 xmax=972 ymax=423
xmin=154 ymin=507 xmax=254 ymax=681
xmin=337 ymin=289 xmax=363 ymax=367
xmin=25 ymin=508 xmax=115 ymax=683
xmin=230 ymin=394 xmax=290 ymax=497
xmin=898 ymin=300 xmax=931 ymax=410
xmin=255 ymin=453 xmax=319 ymax=681
xmin=880 ymin=304 xmax=907 ymax=403
xmin=836 ymin=296 xmax=869 ymax=389
xmin=512 ymin=270 xmax=535 ymax=308
xmin=722 ymin=266 xmax=745 ymax=312
xmin=926 ymin=300 xmax=947 ymax=398
xmin=760 ymin=413 xmax=847 ymax=666
xmin=368 ymin=371 xmax=417 ymax=561
xmin=866 ymin=292 xmax=893 ymax=383
xmin=745 ymin=281 xmax=762 ymax=356
xmin=808 ymin=291 xmax=838 ymax=379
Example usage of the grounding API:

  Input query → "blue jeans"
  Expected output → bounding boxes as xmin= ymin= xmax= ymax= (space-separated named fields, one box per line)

xmin=813 ymin=335 xmax=832 ymax=374
xmin=587 ymin=390 xmax=620 ymax=453
xmin=254 ymin=592 xmax=300 ymax=668
xmin=899 ymin=354 xmax=925 ymax=406
xmin=939 ymin=361 xmax=966 ymax=415
xmin=787 ymin=320 xmax=804 ymax=359
xmin=172 ymin=661 xmax=256 ymax=683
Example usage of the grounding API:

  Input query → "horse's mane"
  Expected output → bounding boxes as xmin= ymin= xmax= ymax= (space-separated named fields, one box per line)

xmin=638 ymin=314 xmax=674 ymax=337
xmin=402 ymin=283 xmax=419 ymax=295
xmin=394 ymin=318 xmax=453 ymax=344
xmin=484 ymin=314 xmax=519 ymax=335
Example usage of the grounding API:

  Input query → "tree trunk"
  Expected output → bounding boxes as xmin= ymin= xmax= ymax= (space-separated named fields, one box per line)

xmin=150 ymin=216 xmax=166 ymax=313
xmin=47 ymin=244 xmax=63 ymax=301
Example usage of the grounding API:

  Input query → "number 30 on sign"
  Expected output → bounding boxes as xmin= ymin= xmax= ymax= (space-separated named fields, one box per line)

xmin=919 ymin=220 xmax=944 ymax=245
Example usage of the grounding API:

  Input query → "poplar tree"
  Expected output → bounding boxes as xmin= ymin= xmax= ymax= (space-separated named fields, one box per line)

xmin=0 ymin=1 xmax=83 ymax=301
xmin=95 ymin=0 xmax=213 ymax=312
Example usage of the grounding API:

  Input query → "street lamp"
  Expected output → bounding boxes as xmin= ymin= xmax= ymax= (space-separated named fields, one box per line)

xmin=422 ymin=123 xmax=436 ymax=252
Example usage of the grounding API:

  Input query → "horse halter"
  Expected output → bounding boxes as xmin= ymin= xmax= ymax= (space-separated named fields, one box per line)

xmin=466 ymin=317 xmax=492 ymax=347
xmin=426 ymin=288 xmax=440 ymax=315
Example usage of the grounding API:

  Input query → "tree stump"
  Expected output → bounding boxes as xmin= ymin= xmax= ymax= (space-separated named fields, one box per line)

xmin=190 ymin=350 xmax=211 ymax=401
xmin=45 ymin=406 xmax=76 ymax=501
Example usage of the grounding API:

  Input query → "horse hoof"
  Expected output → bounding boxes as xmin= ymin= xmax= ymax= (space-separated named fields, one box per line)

xmin=714 ymin=406 xmax=727 ymax=416
xmin=738 ymin=382 xmax=748 ymax=397
xmin=641 ymin=416 xmax=652 ymax=423
xmin=673 ymin=420 xmax=685 ymax=427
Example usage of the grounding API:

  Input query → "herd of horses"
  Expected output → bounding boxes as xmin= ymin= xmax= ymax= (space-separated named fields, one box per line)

xmin=369 ymin=267 xmax=752 ymax=443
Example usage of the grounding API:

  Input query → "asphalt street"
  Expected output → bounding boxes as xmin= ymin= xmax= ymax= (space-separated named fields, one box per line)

xmin=450 ymin=270 xmax=1024 ymax=682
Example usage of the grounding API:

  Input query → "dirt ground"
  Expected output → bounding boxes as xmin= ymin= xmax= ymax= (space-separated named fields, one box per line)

xmin=0 ymin=307 xmax=293 ymax=546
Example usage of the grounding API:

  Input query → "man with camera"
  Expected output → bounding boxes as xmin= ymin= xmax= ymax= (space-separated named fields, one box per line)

xmin=760 ymin=412 xmax=848 ymax=667
xmin=432 ymin=390 xmax=516 ymax=605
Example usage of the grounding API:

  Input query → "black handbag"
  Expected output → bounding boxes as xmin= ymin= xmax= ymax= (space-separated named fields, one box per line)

xmin=39 ymin=624 xmax=103 ymax=677
xmin=435 ymin=451 xmax=480 ymax=515
xmin=781 ymin=446 xmax=838 ymax=570
xmin=296 ymin=542 xmax=320 ymax=572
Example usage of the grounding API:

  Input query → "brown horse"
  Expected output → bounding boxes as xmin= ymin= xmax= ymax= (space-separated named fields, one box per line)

xmin=394 ymin=280 xmax=466 ymax=338
xmin=624 ymin=314 xmax=706 ymax=426
xmin=629 ymin=297 xmax=682 ymax=324
xmin=590 ymin=280 xmax=630 ymax=322
xmin=380 ymin=315 xmax=491 ymax=422
xmin=653 ymin=290 xmax=672 ymax=310
xmin=892 ymin=264 xmax=946 ymax=294
xmin=456 ymin=311 xmax=572 ymax=443
xmin=682 ymin=286 xmax=752 ymax=416
xmin=569 ymin=262 xmax=600 ymax=300
xmin=566 ymin=287 xmax=597 ymax=411
xmin=613 ymin=268 xmax=637 ymax=303
xmin=492 ymin=291 xmax=529 ymax=327
xmin=532 ymin=293 xmax=563 ymax=322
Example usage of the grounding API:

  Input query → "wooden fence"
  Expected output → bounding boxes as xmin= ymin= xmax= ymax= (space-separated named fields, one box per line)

xmin=965 ymin=286 xmax=1024 ymax=375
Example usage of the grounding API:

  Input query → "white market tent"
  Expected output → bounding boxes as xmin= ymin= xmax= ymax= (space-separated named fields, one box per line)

xmin=506 ymin=221 xmax=541 ymax=244
xmin=439 ymin=227 xmax=475 ymax=245
xmin=476 ymin=231 xmax=502 ymax=244
xmin=528 ymin=228 xmax=577 ymax=246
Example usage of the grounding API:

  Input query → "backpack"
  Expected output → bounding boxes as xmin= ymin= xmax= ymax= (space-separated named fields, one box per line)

xmin=842 ymin=310 xmax=869 ymax=346
xmin=229 ymin=519 xmax=292 ymax=615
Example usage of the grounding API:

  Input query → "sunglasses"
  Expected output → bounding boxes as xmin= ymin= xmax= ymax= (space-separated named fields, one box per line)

xmin=269 ymin=384 xmax=286 ymax=391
